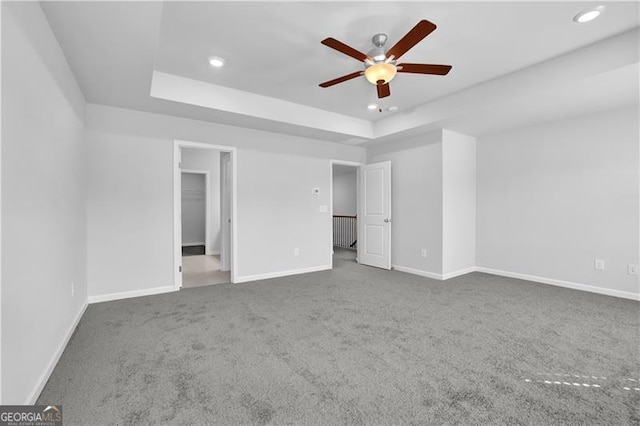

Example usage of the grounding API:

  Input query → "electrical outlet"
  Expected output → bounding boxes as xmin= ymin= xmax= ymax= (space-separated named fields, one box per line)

xmin=628 ymin=264 xmax=639 ymax=276
xmin=71 ymin=282 xmax=75 ymax=297
xmin=421 ymin=249 xmax=427 ymax=258
xmin=294 ymin=248 xmax=300 ymax=256
xmin=594 ymin=259 xmax=605 ymax=270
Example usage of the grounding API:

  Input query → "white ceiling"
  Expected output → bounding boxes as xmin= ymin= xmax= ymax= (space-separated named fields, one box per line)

xmin=41 ymin=1 xmax=639 ymax=144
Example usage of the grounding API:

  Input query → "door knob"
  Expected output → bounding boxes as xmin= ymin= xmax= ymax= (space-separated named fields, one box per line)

xmin=384 ymin=218 xmax=390 ymax=223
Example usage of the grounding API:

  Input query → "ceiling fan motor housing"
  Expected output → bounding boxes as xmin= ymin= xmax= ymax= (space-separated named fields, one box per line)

xmin=368 ymin=34 xmax=389 ymax=63
xmin=367 ymin=47 xmax=387 ymax=64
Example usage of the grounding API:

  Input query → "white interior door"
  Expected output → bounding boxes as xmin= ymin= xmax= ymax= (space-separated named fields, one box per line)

xmin=220 ymin=153 xmax=231 ymax=271
xmin=359 ymin=161 xmax=391 ymax=269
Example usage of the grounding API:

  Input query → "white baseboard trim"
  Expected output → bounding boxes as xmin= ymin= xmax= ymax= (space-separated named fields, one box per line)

xmin=442 ymin=266 xmax=477 ymax=280
xmin=392 ymin=265 xmax=442 ymax=280
xmin=476 ymin=267 xmax=640 ymax=301
xmin=234 ymin=264 xmax=332 ymax=284
xmin=206 ymin=250 xmax=220 ymax=256
xmin=88 ymin=285 xmax=177 ymax=304
xmin=182 ymin=242 xmax=205 ymax=247
xmin=26 ymin=300 xmax=88 ymax=404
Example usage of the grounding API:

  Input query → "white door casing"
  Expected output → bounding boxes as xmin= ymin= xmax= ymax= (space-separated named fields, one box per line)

xmin=174 ymin=147 xmax=183 ymax=288
xmin=359 ymin=161 xmax=391 ymax=270
xmin=220 ymin=153 xmax=231 ymax=271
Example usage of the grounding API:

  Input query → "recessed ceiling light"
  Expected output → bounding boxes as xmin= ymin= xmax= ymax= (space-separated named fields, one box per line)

xmin=573 ymin=6 xmax=605 ymax=23
xmin=367 ymin=103 xmax=378 ymax=110
xmin=208 ymin=57 xmax=225 ymax=67
xmin=388 ymin=106 xmax=398 ymax=112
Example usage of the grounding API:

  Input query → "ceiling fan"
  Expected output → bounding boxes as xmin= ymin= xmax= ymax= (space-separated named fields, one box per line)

xmin=319 ymin=20 xmax=452 ymax=99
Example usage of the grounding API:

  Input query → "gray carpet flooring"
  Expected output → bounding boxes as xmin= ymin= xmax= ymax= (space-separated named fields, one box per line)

xmin=38 ymin=249 xmax=639 ymax=424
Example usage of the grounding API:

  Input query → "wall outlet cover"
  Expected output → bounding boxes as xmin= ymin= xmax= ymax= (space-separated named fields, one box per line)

xmin=628 ymin=264 xmax=639 ymax=276
xmin=594 ymin=259 xmax=605 ymax=270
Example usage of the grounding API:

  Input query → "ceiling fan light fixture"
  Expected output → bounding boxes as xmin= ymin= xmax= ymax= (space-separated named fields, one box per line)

xmin=573 ymin=6 xmax=605 ymax=23
xmin=365 ymin=63 xmax=397 ymax=85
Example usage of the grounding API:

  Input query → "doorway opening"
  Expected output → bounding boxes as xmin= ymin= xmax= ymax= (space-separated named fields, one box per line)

xmin=174 ymin=141 xmax=237 ymax=289
xmin=180 ymin=163 xmax=228 ymax=288
xmin=331 ymin=161 xmax=360 ymax=267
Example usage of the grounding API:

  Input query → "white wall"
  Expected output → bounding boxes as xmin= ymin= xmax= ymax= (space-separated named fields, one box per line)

xmin=237 ymin=151 xmax=332 ymax=278
xmin=181 ymin=173 xmax=206 ymax=246
xmin=368 ymin=132 xmax=443 ymax=276
xmin=86 ymin=104 xmax=366 ymax=297
xmin=1 ymin=2 xmax=87 ymax=404
xmin=332 ymin=165 xmax=357 ymax=216
xmin=477 ymin=106 xmax=639 ymax=298
xmin=181 ymin=147 xmax=221 ymax=252
xmin=87 ymin=132 xmax=174 ymax=298
xmin=442 ymin=130 xmax=477 ymax=276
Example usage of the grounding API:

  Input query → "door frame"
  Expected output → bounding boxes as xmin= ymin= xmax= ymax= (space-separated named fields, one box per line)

xmin=220 ymin=152 xmax=231 ymax=271
xmin=174 ymin=140 xmax=238 ymax=289
xmin=180 ymin=169 xmax=210 ymax=254
xmin=329 ymin=159 xmax=363 ymax=265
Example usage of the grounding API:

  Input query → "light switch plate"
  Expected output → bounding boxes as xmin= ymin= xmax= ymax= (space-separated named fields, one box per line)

xmin=594 ymin=259 xmax=605 ymax=270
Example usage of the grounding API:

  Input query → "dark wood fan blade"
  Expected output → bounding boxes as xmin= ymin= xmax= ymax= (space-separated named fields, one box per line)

xmin=386 ymin=20 xmax=437 ymax=60
xmin=319 ymin=71 xmax=364 ymax=88
xmin=397 ymin=63 xmax=452 ymax=75
xmin=321 ymin=38 xmax=370 ymax=62
xmin=377 ymin=80 xmax=391 ymax=98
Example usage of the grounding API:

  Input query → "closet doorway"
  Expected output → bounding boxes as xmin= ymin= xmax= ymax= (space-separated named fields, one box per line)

xmin=174 ymin=140 xmax=237 ymax=289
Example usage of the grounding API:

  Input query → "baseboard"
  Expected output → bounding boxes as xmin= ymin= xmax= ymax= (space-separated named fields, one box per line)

xmin=391 ymin=264 xmax=638 ymax=300
xmin=26 ymin=299 xmax=88 ymax=404
xmin=182 ymin=242 xmax=205 ymax=247
xmin=476 ymin=267 xmax=640 ymax=301
xmin=88 ymin=285 xmax=177 ymax=304
xmin=392 ymin=265 xmax=442 ymax=280
xmin=206 ymin=250 xmax=220 ymax=256
xmin=234 ymin=264 xmax=332 ymax=283
xmin=442 ymin=266 xmax=477 ymax=280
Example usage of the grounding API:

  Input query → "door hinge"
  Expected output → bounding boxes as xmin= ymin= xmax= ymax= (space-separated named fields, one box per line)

xmin=179 ymin=266 xmax=182 ymax=273
xmin=179 ymin=161 xmax=182 ymax=169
